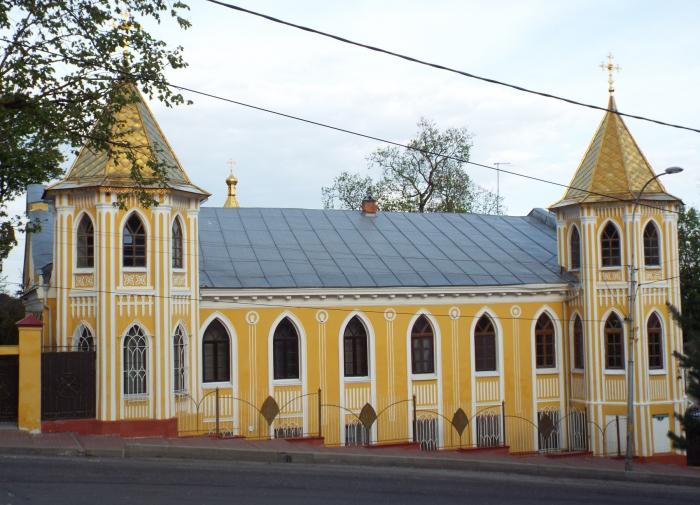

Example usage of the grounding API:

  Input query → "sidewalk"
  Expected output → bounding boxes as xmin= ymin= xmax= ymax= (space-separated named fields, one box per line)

xmin=1 ymin=430 xmax=698 ymax=487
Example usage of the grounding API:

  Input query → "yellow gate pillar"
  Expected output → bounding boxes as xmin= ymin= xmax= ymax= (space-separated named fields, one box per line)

xmin=16 ymin=314 xmax=43 ymax=433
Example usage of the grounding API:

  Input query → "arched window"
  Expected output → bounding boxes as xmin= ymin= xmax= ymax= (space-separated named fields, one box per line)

xmin=74 ymin=324 xmax=95 ymax=352
xmin=123 ymin=214 xmax=146 ymax=267
xmin=570 ymin=226 xmax=581 ymax=271
xmin=343 ymin=316 xmax=368 ymax=377
xmin=411 ymin=315 xmax=434 ymax=375
xmin=601 ymin=222 xmax=621 ymax=267
xmin=643 ymin=222 xmax=660 ymax=267
xmin=572 ymin=315 xmax=584 ymax=370
xmin=604 ymin=313 xmax=624 ymax=370
xmin=474 ymin=315 xmax=497 ymax=372
xmin=273 ymin=318 xmax=300 ymax=380
xmin=76 ymin=214 xmax=94 ymax=268
xmin=535 ymin=313 xmax=556 ymax=369
xmin=123 ymin=325 xmax=147 ymax=397
xmin=647 ymin=313 xmax=663 ymax=370
xmin=202 ymin=319 xmax=230 ymax=383
xmin=172 ymin=218 xmax=184 ymax=269
xmin=173 ymin=325 xmax=186 ymax=393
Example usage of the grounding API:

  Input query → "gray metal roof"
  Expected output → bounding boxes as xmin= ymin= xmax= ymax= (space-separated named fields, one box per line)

xmin=198 ymin=207 xmax=567 ymax=289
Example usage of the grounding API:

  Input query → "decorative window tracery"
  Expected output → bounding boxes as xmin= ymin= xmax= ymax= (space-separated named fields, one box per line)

xmin=123 ymin=325 xmax=148 ymax=397
xmin=172 ymin=218 xmax=184 ymax=269
xmin=75 ymin=324 xmax=95 ymax=352
xmin=173 ymin=325 xmax=187 ymax=393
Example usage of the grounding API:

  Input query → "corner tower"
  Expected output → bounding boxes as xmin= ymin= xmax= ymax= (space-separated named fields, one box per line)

xmin=551 ymin=85 xmax=683 ymax=457
xmin=44 ymin=84 xmax=209 ymax=424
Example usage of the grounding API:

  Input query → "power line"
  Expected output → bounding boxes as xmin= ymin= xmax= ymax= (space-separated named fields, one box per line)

xmin=166 ymin=81 xmax=683 ymax=215
xmin=203 ymin=0 xmax=700 ymax=135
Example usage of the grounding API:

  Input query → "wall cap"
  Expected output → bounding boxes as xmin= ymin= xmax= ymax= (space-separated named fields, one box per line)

xmin=16 ymin=314 xmax=43 ymax=328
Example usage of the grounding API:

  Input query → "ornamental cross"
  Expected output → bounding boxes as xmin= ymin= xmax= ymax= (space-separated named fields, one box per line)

xmin=600 ymin=52 xmax=621 ymax=94
xmin=111 ymin=11 xmax=133 ymax=58
xmin=227 ymin=159 xmax=236 ymax=175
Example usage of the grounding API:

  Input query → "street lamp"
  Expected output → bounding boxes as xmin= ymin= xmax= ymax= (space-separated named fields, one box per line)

xmin=626 ymin=166 xmax=683 ymax=471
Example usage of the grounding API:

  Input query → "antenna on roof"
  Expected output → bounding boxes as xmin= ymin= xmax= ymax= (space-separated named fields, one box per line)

xmin=493 ymin=162 xmax=510 ymax=215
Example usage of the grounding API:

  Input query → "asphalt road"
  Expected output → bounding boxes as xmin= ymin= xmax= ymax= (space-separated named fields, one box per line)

xmin=0 ymin=454 xmax=696 ymax=505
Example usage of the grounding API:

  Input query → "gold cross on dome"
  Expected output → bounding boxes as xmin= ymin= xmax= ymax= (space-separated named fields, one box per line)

xmin=600 ymin=52 xmax=621 ymax=94
xmin=227 ymin=159 xmax=236 ymax=175
xmin=111 ymin=11 xmax=133 ymax=58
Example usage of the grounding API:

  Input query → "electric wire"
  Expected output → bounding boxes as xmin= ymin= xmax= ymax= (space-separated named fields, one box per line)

xmin=203 ymin=0 xmax=700 ymax=134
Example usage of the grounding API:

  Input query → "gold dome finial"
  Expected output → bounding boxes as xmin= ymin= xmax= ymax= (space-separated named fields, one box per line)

xmin=224 ymin=159 xmax=240 ymax=208
xmin=599 ymin=52 xmax=621 ymax=95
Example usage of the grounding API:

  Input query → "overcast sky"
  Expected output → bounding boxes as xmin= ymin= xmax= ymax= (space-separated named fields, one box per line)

xmin=5 ymin=0 xmax=700 ymax=289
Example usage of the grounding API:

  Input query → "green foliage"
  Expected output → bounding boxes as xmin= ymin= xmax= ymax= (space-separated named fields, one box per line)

xmin=668 ymin=206 xmax=700 ymax=450
xmin=0 ymin=0 xmax=192 ymax=270
xmin=322 ymin=118 xmax=504 ymax=214
xmin=0 ymin=293 xmax=25 ymax=345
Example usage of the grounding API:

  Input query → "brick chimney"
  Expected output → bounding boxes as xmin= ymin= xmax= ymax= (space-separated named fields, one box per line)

xmin=361 ymin=194 xmax=377 ymax=215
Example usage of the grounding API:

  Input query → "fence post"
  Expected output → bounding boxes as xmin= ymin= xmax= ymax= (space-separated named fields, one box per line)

xmin=615 ymin=415 xmax=621 ymax=457
xmin=215 ymin=387 xmax=220 ymax=438
xmin=317 ymin=388 xmax=322 ymax=439
xmin=412 ymin=394 xmax=417 ymax=444
xmin=16 ymin=315 xmax=42 ymax=433
xmin=501 ymin=401 xmax=507 ymax=447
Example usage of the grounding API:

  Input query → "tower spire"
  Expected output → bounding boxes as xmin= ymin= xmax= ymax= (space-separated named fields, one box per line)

xmin=599 ymin=52 xmax=621 ymax=95
xmin=224 ymin=159 xmax=240 ymax=208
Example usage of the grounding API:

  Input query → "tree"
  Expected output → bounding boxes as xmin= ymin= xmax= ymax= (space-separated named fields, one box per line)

xmin=668 ymin=206 xmax=700 ymax=450
xmin=0 ymin=293 xmax=25 ymax=345
xmin=322 ymin=118 xmax=504 ymax=214
xmin=0 ymin=0 xmax=192 ymax=270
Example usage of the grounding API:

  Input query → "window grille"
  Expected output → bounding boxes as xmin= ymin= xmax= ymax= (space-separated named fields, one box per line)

xmin=475 ymin=412 xmax=502 ymax=447
xmin=123 ymin=214 xmax=146 ymax=267
xmin=538 ymin=409 xmax=561 ymax=452
xmin=172 ymin=218 xmax=184 ymax=269
xmin=345 ymin=420 xmax=369 ymax=446
xmin=605 ymin=313 xmax=624 ymax=370
xmin=273 ymin=318 xmax=300 ymax=380
xmin=601 ymin=222 xmax=621 ymax=267
xmin=570 ymin=226 xmax=581 ymax=270
xmin=173 ymin=325 xmax=186 ymax=393
xmin=343 ymin=317 xmax=368 ymax=377
xmin=647 ymin=313 xmax=663 ymax=369
xmin=76 ymin=215 xmax=94 ymax=268
xmin=573 ymin=315 xmax=584 ymax=370
xmin=411 ymin=316 xmax=434 ymax=375
xmin=474 ymin=315 xmax=497 ymax=372
xmin=535 ymin=314 xmax=556 ymax=368
xmin=643 ymin=223 xmax=660 ymax=266
xmin=75 ymin=324 xmax=95 ymax=352
xmin=568 ymin=410 xmax=588 ymax=452
xmin=123 ymin=325 xmax=148 ymax=397
xmin=415 ymin=416 xmax=438 ymax=451
xmin=274 ymin=424 xmax=303 ymax=439
xmin=202 ymin=319 xmax=230 ymax=383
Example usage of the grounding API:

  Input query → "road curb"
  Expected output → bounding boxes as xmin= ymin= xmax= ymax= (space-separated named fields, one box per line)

xmin=120 ymin=442 xmax=700 ymax=488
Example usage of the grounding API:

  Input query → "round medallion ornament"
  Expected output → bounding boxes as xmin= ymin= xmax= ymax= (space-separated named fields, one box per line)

xmin=384 ymin=309 xmax=396 ymax=321
xmin=246 ymin=311 xmax=259 ymax=325
xmin=510 ymin=305 xmax=522 ymax=318
xmin=448 ymin=307 xmax=460 ymax=320
xmin=316 ymin=310 xmax=328 ymax=324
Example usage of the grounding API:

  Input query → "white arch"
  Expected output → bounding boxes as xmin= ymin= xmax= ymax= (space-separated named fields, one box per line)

xmin=73 ymin=210 xmax=96 ymax=271
xmin=199 ymin=312 xmax=238 ymax=389
xmin=568 ymin=223 xmax=582 ymax=271
xmin=267 ymin=311 xmax=308 ymax=435
xmin=643 ymin=309 xmax=666 ymax=372
xmin=72 ymin=320 xmax=96 ymax=350
xmin=337 ymin=311 xmax=377 ymax=445
xmin=597 ymin=218 xmax=624 ymax=268
xmin=641 ymin=218 xmax=663 ymax=267
xmin=599 ymin=308 xmax=627 ymax=373
xmin=170 ymin=213 xmax=187 ymax=271
xmin=405 ymin=309 xmax=443 ymax=446
xmin=118 ymin=209 xmax=151 ymax=271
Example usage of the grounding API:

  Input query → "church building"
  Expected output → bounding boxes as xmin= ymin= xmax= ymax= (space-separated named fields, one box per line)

xmin=21 ymin=83 xmax=685 ymax=456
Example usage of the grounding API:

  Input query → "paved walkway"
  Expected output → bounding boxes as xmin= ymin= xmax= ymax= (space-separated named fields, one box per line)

xmin=1 ymin=430 xmax=698 ymax=487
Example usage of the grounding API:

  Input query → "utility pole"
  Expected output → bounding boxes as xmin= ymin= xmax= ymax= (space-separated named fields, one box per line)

xmin=493 ymin=162 xmax=510 ymax=215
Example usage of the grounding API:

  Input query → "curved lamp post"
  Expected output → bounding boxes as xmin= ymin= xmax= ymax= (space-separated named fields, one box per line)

xmin=626 ymin=166 xmax=683 ymax=471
